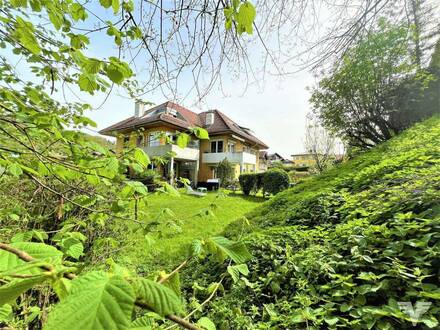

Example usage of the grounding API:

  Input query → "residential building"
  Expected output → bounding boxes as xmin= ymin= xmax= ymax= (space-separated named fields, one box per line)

xmin=291 ymin=153 xmax=317 ymax=167
xmin=99 ymin=101 xmax=268 ymax=185
xmin=258 ymin=151 xmax=269 ymax=172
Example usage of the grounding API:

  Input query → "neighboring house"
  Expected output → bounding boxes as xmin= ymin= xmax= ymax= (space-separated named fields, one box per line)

xmin=291 ymin=153 xmax=317 ymax=167
xmin=266 ymin=152 xmax=290 ymax=167
xmin=258 ymin=151 xmax=269 ymax=172
xmin=268 ymin=152 xmax=285 ymax=163
xmin=99 ymin=101 xmax=268 ymax=185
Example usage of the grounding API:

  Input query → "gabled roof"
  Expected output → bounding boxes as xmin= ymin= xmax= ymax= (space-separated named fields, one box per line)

xmin=99 ymin=101 xmax=268 ymax=149
xmin=267 ymin=153 xmax=287 ymax=162
xmin=199 ymin=110 xmax=268 ymax=148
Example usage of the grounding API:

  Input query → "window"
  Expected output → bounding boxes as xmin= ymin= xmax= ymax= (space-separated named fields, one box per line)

xmin=210 ymin=140 xmax=223 ymax=153
xmin=227 ymin=141 xmax=236 ymax=153
xmin=123 ymin=135 xmax=130 ymax=146
xmin=148 ymin=132 xmax=160 ymax=146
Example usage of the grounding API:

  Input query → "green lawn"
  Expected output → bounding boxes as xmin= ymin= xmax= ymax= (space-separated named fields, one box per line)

xmin=121 ymin=190 xmax=265 ymax=272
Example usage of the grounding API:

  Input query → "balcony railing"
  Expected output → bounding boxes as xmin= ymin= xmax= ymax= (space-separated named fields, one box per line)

xmin=202 ymin=151 xmax=257 ymax=164
xmin=143 ymin=144 xmax=199 ymax=161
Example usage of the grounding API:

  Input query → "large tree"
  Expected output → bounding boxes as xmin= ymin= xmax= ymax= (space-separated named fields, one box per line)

xmin=310 ymin=20 xmax=433 ymax=148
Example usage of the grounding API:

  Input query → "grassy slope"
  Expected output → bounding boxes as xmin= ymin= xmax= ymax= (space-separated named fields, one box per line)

xmin=194 ymin=117 xmax=440 ymax=329
xmin=121 ymin=191 xmax=264 ymax=272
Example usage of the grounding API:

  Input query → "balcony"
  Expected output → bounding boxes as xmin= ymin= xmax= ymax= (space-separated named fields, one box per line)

xmin=202 ymin=152 xmax=257 ymax=164
xmin=143 ymin=144 xmax=200 ymax=161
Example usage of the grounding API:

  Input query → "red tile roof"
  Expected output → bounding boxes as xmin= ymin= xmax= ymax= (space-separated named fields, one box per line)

xmin=99 ymin=101 xmax=268 ymax=149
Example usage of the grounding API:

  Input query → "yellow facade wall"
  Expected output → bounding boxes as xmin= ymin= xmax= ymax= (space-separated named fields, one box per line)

xmin=115 ymin=127 xmax=264 ymax=183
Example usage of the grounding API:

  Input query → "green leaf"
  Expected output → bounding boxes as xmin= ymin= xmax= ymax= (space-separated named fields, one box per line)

xmin=48 ymin=6 xmax=64 ymax=30
xmin=325 ymin=316 xmax=339 ymax=326
xmin=10 ymin=0 xmax=27 ymax=8
xmin=422 ymin=316 xmax=439 ymax=328
xmin=132 ymin=278 xmax=184 ymax=316
xmin=0 ymin=275 xmax=48 ymax=305
xmin=207 ymin=237 xmax=252 ymax=264
xmin=122 ymin=0 xmax=134 ymax=12
xmin=112 ymin=0 xmax=120 ymax=13
xmin=45 ymin=272 xmax=135 ymax=330
xmin=8 ymin=163 xmax=23 ymax=177
xmin=52 ymin=277 xmax=71 ymax=300
xmin=78 ymin=73 xmax=97 ymax=94
xmin=70 ymin=3 xmax=88 ymax=21
xmin=61 ymin=238 xmax=84 ymax=259
xmin=227 ymin=264 xmax=249 ymax=283
xmin=236 ymin=1 xmax=256 ymax=35
xmin=14 ymin=17 xmax=41 ymax=54
xmin=176 ymin=133 xmax=190 ymax=148
xmin=130 ymin=313 xmax=160 ymax=329
xmin=0 ymin=304 xmax=12 ymax=322
xmin=133 ymin=148 xmax=150 ymax=167
xmin=0 ymin=242 xmax=63 ymax=273
xmin=83 ymin=58 xmax=103 ymax=74
xmin=193 ymin=127 xmax=209 ymax=140
xmin=99 ymin=0 xmax=112 ymax=8
xmin=161 ymin=271 xmax=181 ymax=297
xmin=190 ymin=240 xmax=203 ymax=257
xmin=104 ymin=57 xmax=133 ymax=84
xmin=197 ymin=317 xmax=216 ymax=330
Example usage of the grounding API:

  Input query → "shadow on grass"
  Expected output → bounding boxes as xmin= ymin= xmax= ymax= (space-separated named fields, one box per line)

xmin=225 ymin=192 xmax=268 ymax=203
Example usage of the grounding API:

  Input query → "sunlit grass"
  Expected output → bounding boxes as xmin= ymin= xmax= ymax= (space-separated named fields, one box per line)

xmin=121 ymin=190 xmax=265 ymax=272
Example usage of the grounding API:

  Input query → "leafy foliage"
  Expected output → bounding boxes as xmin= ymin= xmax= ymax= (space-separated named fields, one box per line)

xmin=193 ymin=117 xmax=440 ymax=329
xmin=133 ymin=278 xmax=183 ymax=316
xmin=310 ymin=19 xmax=435 ymax=149
xmin=0 ymin=0 xmax=256 ymax=329
xmin=45 ymin=272 xmax=135 ymax=330
xmin=238 ymin=173 xmax=256 ymax=195
xmin=215 ymin=158 xmax=234 ymax=187
xmin=262 ymin=168 xmax=290 ymax=195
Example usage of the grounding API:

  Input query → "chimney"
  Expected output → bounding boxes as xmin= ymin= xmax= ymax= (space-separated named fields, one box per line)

xmin=134 ymin=102 xmax=144 ymax=117
xmin=205 ymin=111 xmax=214 ymax=126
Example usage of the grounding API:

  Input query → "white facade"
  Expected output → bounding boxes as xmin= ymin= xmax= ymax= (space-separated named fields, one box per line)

xmin=202 ymin=151 xmax=257 ymax=165
xmin=144 ymin=144 xmax=200 ymax=161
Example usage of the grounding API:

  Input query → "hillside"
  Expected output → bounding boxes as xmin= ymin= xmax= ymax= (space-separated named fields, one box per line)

xmin=189 ymin=117 xmax=440 ymax=329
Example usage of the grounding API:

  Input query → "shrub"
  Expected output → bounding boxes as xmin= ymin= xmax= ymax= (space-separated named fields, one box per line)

xmin=255 ymin=172 xmax=265 ymax=193
xmin=216 ymin=158 xmax=234 ymax=187
xmin=262 ymin=168 xmax=290 ymax=195
xmin=136 ymin=169 xmax=160 ymax=191
xmin=238 ymin=173 xmax=256 ymax=195
xmin=191 ymin=117 xmax=440 ymax=329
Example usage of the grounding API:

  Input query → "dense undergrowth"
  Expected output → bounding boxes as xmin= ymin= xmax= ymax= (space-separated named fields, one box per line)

xmin=188 ymin=117 xmax=440 ymax=329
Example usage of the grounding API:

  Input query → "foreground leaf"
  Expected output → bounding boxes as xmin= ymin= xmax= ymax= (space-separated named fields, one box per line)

xmin=0 ymin=275 xmax=48 ymax=305
xmin=0 ymin=242 xmax=62 ymax=273
xmin=132 ymin=278 xmax=183 ymax=316
xmin=45 ymin=272 xmax=135 ymax=330
xmin=207 ymin=237 xmax=252 ymax=264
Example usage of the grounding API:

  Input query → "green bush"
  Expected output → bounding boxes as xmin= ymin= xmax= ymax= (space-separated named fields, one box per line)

xmin=255 ymin=172 xmax=265 ymax=193
xmin=191 ymin=117 xmax=440 ymax=329
xmin=238 ymin=173 xmax=256 ymax=195
xmin=262 ymin=168 xmax=290 ymax=195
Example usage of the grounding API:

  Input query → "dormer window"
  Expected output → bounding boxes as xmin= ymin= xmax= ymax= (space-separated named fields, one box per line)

xmin=205 ymin=112 xmax=214 ymax=126
xmin=167 ymin=108 xmax=178 ymax=117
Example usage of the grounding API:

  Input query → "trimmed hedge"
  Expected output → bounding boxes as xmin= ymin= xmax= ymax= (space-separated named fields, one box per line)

xmin=238 ymin=173 xmax=256 ymax=195
xmin=239 ymin=169 xmax=289 ymax=195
